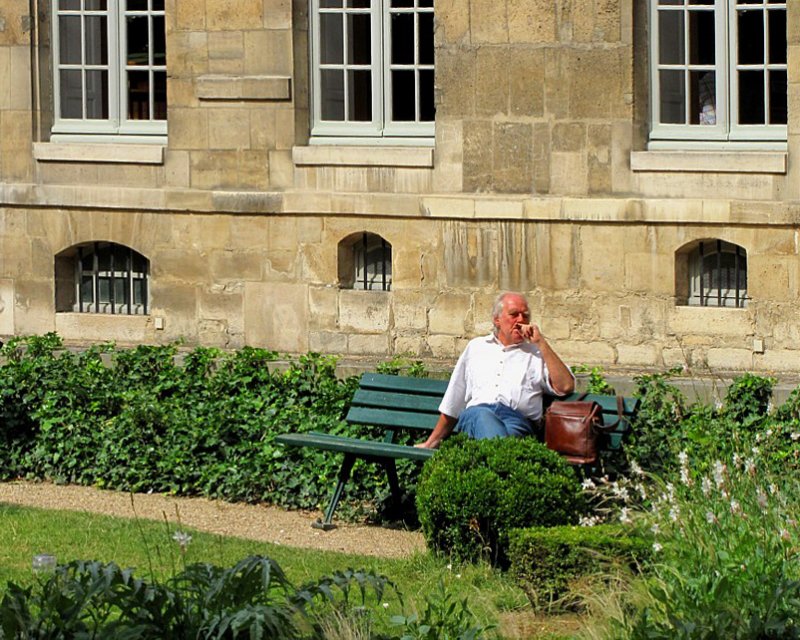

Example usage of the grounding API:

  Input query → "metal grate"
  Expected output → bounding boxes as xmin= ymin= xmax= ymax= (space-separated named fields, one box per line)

xmin=75 ymin=242 xmax=149 ymax=315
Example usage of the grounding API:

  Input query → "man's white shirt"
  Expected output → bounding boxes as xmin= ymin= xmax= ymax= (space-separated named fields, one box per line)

xmin=438 ymin=333 xmax=571 ymax=421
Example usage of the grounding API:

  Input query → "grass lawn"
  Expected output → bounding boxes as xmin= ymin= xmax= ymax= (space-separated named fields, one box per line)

xmin=0 ymin=502 xmax=584 ymax=638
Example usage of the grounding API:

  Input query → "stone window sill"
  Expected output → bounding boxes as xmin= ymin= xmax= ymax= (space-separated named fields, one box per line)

xmin=630 ymin=150 xmax=787 ymax=174
xmin=34 ymin=142 xmax=165 ymax=165
xmin=293 ymin=145 xmax=434 ymax=168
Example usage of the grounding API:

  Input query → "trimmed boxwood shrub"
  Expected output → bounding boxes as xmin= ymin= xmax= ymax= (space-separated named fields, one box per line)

xmin=415 ymin=435 xmax=585 ymax=565
xmin=508 ymin=524 xmax=650 ymax=610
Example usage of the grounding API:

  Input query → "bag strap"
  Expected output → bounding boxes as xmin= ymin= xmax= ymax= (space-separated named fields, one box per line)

xmin=583 ymin=394 xmax=626 ymax=434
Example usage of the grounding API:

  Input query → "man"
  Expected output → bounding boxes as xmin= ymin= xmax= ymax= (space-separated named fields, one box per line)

xmin=417 ymin=291 xmax=574 ymax=448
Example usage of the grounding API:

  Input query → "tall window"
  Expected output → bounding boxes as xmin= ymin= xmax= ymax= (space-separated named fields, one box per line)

xmin=53 ymin=0 xmax=167 ymax=138
xmin=310 ymin=0 xmax=434 ymax=140
xmin=684 ymin=240 xmax=748 ymax=308
xmin=338 ymin=232 xmax=392 ymax=290
xmin=649 ymin=0 xmax=786 ymax=144
xmin=55 ymin=242 xmax=149 ymax=315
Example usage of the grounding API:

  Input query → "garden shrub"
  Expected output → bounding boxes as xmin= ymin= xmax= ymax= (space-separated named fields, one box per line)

xmin=507 ymin=524 xmax=650 ymax=611
xmin=722 ymin=371 xmax=776 ymax=429
xmin=416 ymin=435 xmax=585 ymax=565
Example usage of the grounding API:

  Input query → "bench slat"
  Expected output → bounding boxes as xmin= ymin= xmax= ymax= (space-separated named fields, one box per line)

xmin=276 ymin=432 xmax=435 ymax=461
xmin=358 ymin=373 xmax=450 ymax=396
xmin=345 ymin=406 xmax=439 ymax=432
xmin=351 ymin=388 xmax=443 ymax=413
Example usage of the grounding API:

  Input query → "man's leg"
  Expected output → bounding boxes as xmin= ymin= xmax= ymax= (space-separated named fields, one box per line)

xmin=493 ymin=404 xmax=535 ymax=437
xmin=455 ymin=405 xmax=508 ymax=439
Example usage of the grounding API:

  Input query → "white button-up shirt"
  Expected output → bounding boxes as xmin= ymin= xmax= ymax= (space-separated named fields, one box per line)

xmin=438 ymin=333 xmax=569 ymax=421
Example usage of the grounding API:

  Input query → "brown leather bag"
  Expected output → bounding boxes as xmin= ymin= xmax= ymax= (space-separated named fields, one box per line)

xmin=544 ymin=395 xmax=625 ymax=465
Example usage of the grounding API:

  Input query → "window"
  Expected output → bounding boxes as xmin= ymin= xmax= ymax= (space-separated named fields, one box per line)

xmin=55 ymin=242 xmax=149 ymax=315
xmin=338 ymin=232 xmax=392 ymax=290
xmin=649 ymin=0 xmax=786 ymax=144
xmin=52 ymin=0 xmax=167 ymax=139
xmin=679 ymin=240 xmax=748 ymax=308
xmin=310 ymin=0 xmax=434 ymax=141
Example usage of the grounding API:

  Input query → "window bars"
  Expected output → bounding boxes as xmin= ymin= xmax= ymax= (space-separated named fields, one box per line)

xmin=690 ymin=239 xmax=748 ymax=308
xmin=75 ymin=242 xmax=149 ymax=314
xmin=354 ymin=232 xmax=391 ymax=291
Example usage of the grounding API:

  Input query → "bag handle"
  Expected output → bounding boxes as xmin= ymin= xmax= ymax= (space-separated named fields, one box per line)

xmin=576 ymin=393 xmax=626 ymax=434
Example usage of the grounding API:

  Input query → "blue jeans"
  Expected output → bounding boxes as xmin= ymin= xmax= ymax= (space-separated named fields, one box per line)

xmin=455 ymin=403 xmax=535 ymax=440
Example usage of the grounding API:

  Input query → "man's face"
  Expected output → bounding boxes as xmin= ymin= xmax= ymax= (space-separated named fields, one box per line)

xmin=493 ymin=295 xmax=530 ymax=346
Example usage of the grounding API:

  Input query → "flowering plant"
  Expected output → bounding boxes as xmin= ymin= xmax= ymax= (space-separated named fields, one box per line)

xmin=584 ymin=449 xmax=800 ymax=639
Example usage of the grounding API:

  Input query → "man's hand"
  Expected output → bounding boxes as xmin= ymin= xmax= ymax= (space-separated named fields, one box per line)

xmin=414 ymin=440 xmax=439 ymax=449
xmin=516 ymin=323 xmax=543 ymax=344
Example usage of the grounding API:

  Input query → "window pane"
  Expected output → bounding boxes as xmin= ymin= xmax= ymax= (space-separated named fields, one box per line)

xmin=419 ymin=0 xmax=433 ymax=6
xmin=392 ymin=0 xmax=414 ymax=7
xmin=98 ymin=278 xmax=110 ymax=304
xmin=152 ymin=0 xmax=165 ymax=10
xmin=127 ymin=15 xmax=149 ymax=65
xmin=659 ymin=69 xmax=685 ymax=123
xmin=737 ymin=9 xmax=764 ymax=64
xmin=80 ymin=276 xmax=94 ymax=303
xmin=348 ymin=0 xmax=370 ymax=6
xmin=768 ymin=9 xmax=786 ymax=64
xmin=85 ymin=69 xmax=108 ymax=118
xmin=320 ymin=0 xmax=343 ymax=6
xmin=391 ymin=13 xmax=414 ymax=64
xmin=60 ymin=69 xmax=83 ymax=118
xmin=348 ymin=70 xmax=372 ymax=120
xmin=688 ymin=10 xmax=714 ymax=65
xmin=690 ymin=71 xmax=716 ymax=124
xmin=392 ymin=70 xmax=415 ymax=121
xmin=128 ymin=70 xmax=150 ymax=119
xmin=659 ymin=10 xmax=684 ymax=65
xmin=419 ymin=69 xmax=434 ymax=121
xmin=114 ymin=279 xmax=126 ymax=305
xmin=127 ymin=0 xmax=148 ymax=10
xmin=738 ymin=70 xmax=765 ymax=124
xmin=153 ymin=15 xmax=166 ymax=64
xmin=769 ymin=69 xmax=787 ymax=124
xmin=659 ymin=0 xmax=682 ymax=4
xmin=84 ymin=16 xmax=108 ymax=65
xmin=419 ymin=12 xmax=434 ymax=65
xmin=320 ymin=69 xmax=345 ymax=120
xmin=348 ymin=13 xmax=371 ymax=65
xmin=60 ymin=0 xmax=81 ymax=9
xmin=60 ymin=16 xmax=83 ymax=65
xmin=85 ymin=0 xmax=107 ymax=9
xmin=153 ymin=70 xmax=167 ymax=119
xmin=133 ymin=279 xmax=145 ymax=306
xmin=320 ymin=13 xmax=343 ymax=65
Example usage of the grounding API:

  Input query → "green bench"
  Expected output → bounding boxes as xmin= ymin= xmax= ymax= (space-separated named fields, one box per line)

xmin=276 ymin=373 xmax=639 ymax=529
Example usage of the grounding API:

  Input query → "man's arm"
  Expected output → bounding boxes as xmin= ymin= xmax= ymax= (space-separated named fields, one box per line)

xmin=416 ymin=413 xmax=458 ymax=449
xmin=520 ymin=324 xmax=575 ymax=396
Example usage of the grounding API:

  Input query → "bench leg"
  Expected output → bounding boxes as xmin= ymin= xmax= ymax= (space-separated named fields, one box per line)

xmin=381 ymin=459 xmax=403 ymax=507
xmin=313 ymin=454 xmax=356 ymax=531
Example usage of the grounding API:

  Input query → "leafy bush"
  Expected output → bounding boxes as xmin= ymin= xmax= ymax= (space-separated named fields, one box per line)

xmin=0 ymin=556 xmax=399 ymax=639
xmin=416 ymin=435 xmax=585 ymax=565
xmin=722 ymin=371 xmax=776 ymax=429
xmin=572 ymin=364 xmax=616 ymax=395
xmin=507 ymin=524 xmax=649 ymax=611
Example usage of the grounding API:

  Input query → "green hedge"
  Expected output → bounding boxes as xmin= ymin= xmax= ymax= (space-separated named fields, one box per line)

xmin=508 ymin=524 xmax=650 ymax=611
xmin=0 ymin=333 xmax=415 ymax=518
xmin=416 ymin=435 xmax=585 ymax=565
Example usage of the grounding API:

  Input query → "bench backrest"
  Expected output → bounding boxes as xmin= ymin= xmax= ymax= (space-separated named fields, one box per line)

xmin=345 ymin=373 xmax=448 ymax=433
xmin=347 ymin=373 xmax=640 ymax=450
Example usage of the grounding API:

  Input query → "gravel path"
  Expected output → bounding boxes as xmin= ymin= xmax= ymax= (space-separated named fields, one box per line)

xmin=0 ymin=481 xmax=426 ymax=559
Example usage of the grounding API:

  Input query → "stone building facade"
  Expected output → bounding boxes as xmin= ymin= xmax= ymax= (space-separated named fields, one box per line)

xmin=0 ymin=0 xmax=798 ymax=374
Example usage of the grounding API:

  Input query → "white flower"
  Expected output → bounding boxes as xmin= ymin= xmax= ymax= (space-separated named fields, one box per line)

xmin=680 ymin=467 xmax=691 ymax=486
xmin=733 ymin=453 xmax=741 ymax=468
xmin=780 ymin=529 xmax=792 ymax=542
xmin=713 ymin=461 xmax=726 ymax=488
xmin=172 ymin=531 xmax=192 ymax=552
xmin=730 ymin=499 xmax=741 ymax=516
xmin=382 ymin=602 xmax=390 ymax=609
xmin=752 ymin=446 xmax=760 ymax=456
xmin=769 ymin=483 xmax=779 ymax=495
xmin=581 ymin=478 xmax=596 ymax=490
xmin=651 ymin=523 xmax=660 ymax=535
xmin=652 ymin=542 xmax=663 ymax=553
xmin=757 ymin=490 xmax=768 ymax=510
xmin=619 ymin=508 xmax=632 ymax=524
xmin=706 ymin=511 xmax=718 ymax=525
xmin=456 ymin=573 xmax=462 ymax=579
xmin=446 ymin=563 xmax=452 ymax=571
xmin=701 ymin=477 xmax=712 ymax=496
xmin=744 ymin=458 xmax=756 ymax=476
xmin=636 ymin=483 xmax=647 ymax=501
xmin=791 ymin=432 xmax=800 ymax=442
xmin=669 ymin=506 xmax=680 ymax=522
xmin=630 ymin=460 xmax=644 ymax=477
xmin=678 ymin=450 xmax=689 ymax=466
xmin=766 ymin=429 xmax=773 ymax=437
xmin=579 ymin=515 xmax=601 ymax=527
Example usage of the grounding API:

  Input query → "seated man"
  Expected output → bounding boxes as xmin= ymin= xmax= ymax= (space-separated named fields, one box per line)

xmin=417 ymin=291 xmax=574 ymax=448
